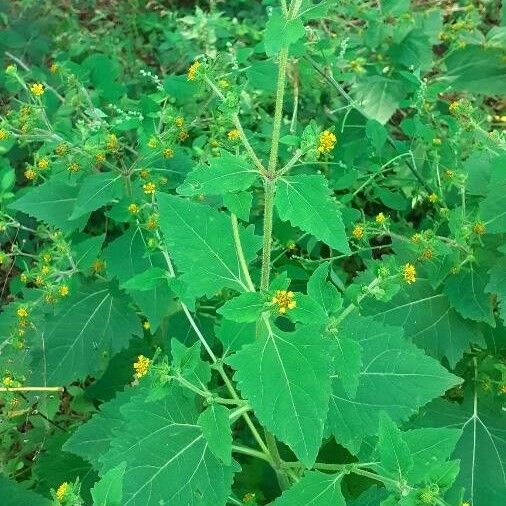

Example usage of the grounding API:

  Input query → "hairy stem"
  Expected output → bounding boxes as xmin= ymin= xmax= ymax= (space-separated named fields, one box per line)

xmin=231 ymin=213 xmax=256 ymax=291
xmin=0 ymin=386 xmax=63 ymax=393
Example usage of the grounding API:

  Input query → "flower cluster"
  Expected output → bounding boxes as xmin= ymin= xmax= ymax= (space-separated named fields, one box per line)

xmin=271 ymin=290 xmax=296 ymax=314
xmin=187 ymin=60 xmax=201 ymax=81
xmin=318 ymin=130 xmax=337 ymax=154
xmin=403 ymin=263 xmax=417 ymax=284
xmin=133 ymin=355 xmax=151 ymax=379
xmin=30 ymin=82 xmax=44 ymax=97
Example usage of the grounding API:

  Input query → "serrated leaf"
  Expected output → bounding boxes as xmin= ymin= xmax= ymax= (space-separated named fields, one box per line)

xmin=307 ymin=262 xmax=342 ymax=316
xmin=223 ymin=191 xmax=253 ymax=221
xmin=100 ymin=389 xmax=238 ymax=505
xmin=480 ymin=180 xmax=506 ymax=234
xmin=226 ymin=324 xmax=332 ymax=467
xmin=120 ymin=267 xmax=168 ymax=292
xmin=217 ymin=292 xmax=266 ymax=323
xmin=486 ymin=260 xmax=506 ymax=323
xmin=72 ymin=234 xmax=105 ymax=271
xmin=178 ymin=152 xmax=258 ymax=196
xmin=0 ymin=476 xmax=50 ymax=506
xmin=264 ymin=11 xmax=305 ymax=57
xmin=215 ymin=319 xmax=255 ymax=356
xmin=329 ymin=334 xmax=362 ymax=398
xmin=327 ymin=316 xmax=462 ymax=453
xmin=271 ymin=471 xmax=345 ymax=505
xmin=71 ymin=172 xmax=123 ymax=219
xmin=276 ymin=175 xmax=350 ymax=254
xmin=91 ymin=462 xmax=126 ymax=506
xmin=444 ymin=267 xmax=495 ymax=326
xmin=197 ymin=404 xmax=232 ymax=465
xmin=364 ymin=280 xmax=485 ymax=368
xmin=8 ymin=179 xmax=89 ymax=232
xmin=158 ymin=194 xmax=262 ymax=302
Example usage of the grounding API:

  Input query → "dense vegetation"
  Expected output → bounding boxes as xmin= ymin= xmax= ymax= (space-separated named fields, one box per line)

xmin=0 ymin=0 xmax=505 ymax=505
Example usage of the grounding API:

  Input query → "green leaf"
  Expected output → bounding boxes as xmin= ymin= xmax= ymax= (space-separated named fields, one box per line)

xmin=223 ymin=191 xmax=253 ymax=221
xmin=376 ymin=412 xmax=413 ymax=481
xmin=120 ymin=267 xmax=168 ymax=292
xmin=91 ymin=462 xmax=126 ymax=506
xmin=354 ymin=76 xmax=405 ymax=125
xmin=480 ymin=173 xmax=506 ymax=234
xmin=0 ymin=476 xmax=51 ymax=506
xmin=177 ymin=152 xmax=258 ymax=197
xmin=264 ymin=11 xmax=305 ymax=57
xmin=329 ymin=334 xmax=362 ymax=398
xmin=157 ymin=194 xmax=262 ymax=302
xmin=215 ymin=319 xmax=255 ymax=356
xmin=72 ymin=234 xmax=105 ymax=271
xmin=486 ymin=260 xmax=506 ymax=323
xmin=327 ymin=316 xmax=462 ymax=453
xmin=197 ymin=404 xmax=232 ymax=465
xmin=307 ymin=262 xmax=342 ymax=316
xmin=217 ymin=292 xmax=266 ymax=323
xmin=271 ymin=471 xmax=345 ymax=505
xmin=71 ymin=172 xmax=123 ymax=219
xmin=100 ymin=389 xmax=238 ymax=505
xmin=364 ymin=280 xmax=485 ymax=368
xmin=227 ymin=324 xmax=332 ymax=467
xmin=276 ymin=175 xmax=350 ymax=254
xmin=32 ymin=282 xmax=141 ymax=385
xmin=8 ymin=179 xmax=89 ymax=232
xmin=171 ymin=339 xmax=211 ymax=387
xmin=443 ymin=267 xmax=495 ymax=326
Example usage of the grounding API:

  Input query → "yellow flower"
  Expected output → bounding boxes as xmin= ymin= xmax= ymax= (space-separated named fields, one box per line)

xmin=20 ymin=273 xmax=28 ymax=283
xmin=41 ymin=265 xmax=50 ymax=275
xmin=461 ymin=502 xmax=470 ymax=506
xmin=403 ymin=263 xmax=416 ymax=284
xmin=128 ymin=203 xmax=139 ymax=215
xmin=56 ymin=482 xmax=68 ymax=502
xmin=59 ymin=285 xmax=69 ymax=297
xmin=432 ymin=137 xmax=442 ymax=146
xmin=318 ymin=130 xmax=337 ymax=154
xmin=147 ymin=136 xmax=158 ymax=149
xmin=146 ymin=215 xmax=158 ymax=230
xmin=472 ymin=222 xmax=486 ymax=235
xmin=179 ymin=130 xmax=189 ymax=141
xmin=24 ymin=168 xmax=37 ymax=180
xmin=271 ymin=290 xmax=296 ymax=314
xmin=428 ymin=193 xmax=438 ymax=203
xmin=143 ymin=182 xmax=156 ymax=195
xmin=133 ymin=355 xmax=150 ymax=379
xmin=35 ymin=275 xmax=45 ymax=287
xmin=218 ymin=79 xmax=230 ymax=89
xmin=92 ymin=259 xmax=105 ymax=273
xmin=50 ymin=63 xmax=59 ymax=74
xmin=95 ymin=152 xmax=106 ymax=164
xmin=349 ymin=58 xmax=365 ymax=74
xmin=420 ymin=248 xmax=433 ymax=261
xmin=44 ymin=294 xmax=55 ymax=304
xmin=498 ymin=385 xmax=506 ymax=395
xmin=375 ymin=212 xmax=386 ymax=225
xmin=2 ymin=375 xmax=14 ymax=388
xmin=0 ymin=128 xmax=8 ymax=141
xmin=139 ymin=168 xmax=150 ymax=179
xmin=243 ymin=492 xmax=256 ymax=503
xmin=38 ymin=158 xmax=49 ymax=170
xmin=0 ymin=252 xmax=7 ymax=264
xmin=175 ymin=116 xmax=184 ymax=128
xmin=187 ymin=60 xmax=201 ymax=81
xmin=352 ymin=224 xmax=364 ymax=240
xmin=411 ymin=233 xmax=422 ymax=244
xmin=106 ymin=133 xmax=118 ymax=151
xmin=449 ymin=101 xmax=460 ymax=115
xmin=30 ymin=82 xmax=45 ymax=97
xmin=68 ymin=162 xmax=80 ymax=173
xmin=55 ymin=143 xmax=68 ymax=156
xmin=5 ymin=64 xmax=16 ymax=74
xmin=163 ymin=147 xmax=174 ymax=159
xmin=444 ymin=170 xmax=454 ymax=179
xmin=16 ymin=306 xmax=29 ymax=318
xmin=228 ymin=129 xmax=240 ymax=141
xmin=143 ymin=321 xmax=151 ymax=330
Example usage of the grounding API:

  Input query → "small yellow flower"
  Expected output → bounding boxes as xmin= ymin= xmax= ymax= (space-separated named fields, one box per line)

xmin=59 ymin=285 xmax=69 ymax=297
xmin=38 ymin=158 xmax=49 ymax=170
xmin=472 ymin=222 xmax=486 ymax=235
xmin=403 ymin=263 xmax=417 ymax=284
xmin=318 ymin=130 xmax=337 ymax=154
xmin=55 ymin=143 xmax=68 ymax=156
xmin=92 ymin=259 xmax=105 ymax=274
xmin=68 ymin=162 xmax=80 ymax=173
xmin=228 ymin=129 xmax=240 ymax=141
xmin=498 ymin=384 xmax=506 ymax=395
xmin=158 ymin=176 xmax=168 ymax=186
xmin=444 ymin=170 xmax=454 ymax=179
xmin=5 ymin=64 xmax=16 ymax=74
xmin=210 ymin=139 xmax=220 ymax=148
xmin=147 ymin=136 xmax=158 ymax=149
xmin=143 ymin=182 xmax=156 ymax=195
xmin=0 ymin=252 xmax=7 ymax=264
xmin=218 ymin=79 xmax=230 ymax=89
xmin=420 ymin=248 xmax=433 ymax=261
xmin=179 ymin=130 xmax=189 ymax=141
xmin=432 ymin=137 xmax=442 ymax=146
xmin=271 ymin=290 xmax=296 ymax=314
xmin=139 ymin=168 xmax=150 ymax=179
xmin=56 ymin=482 xmax=68 ymax=502
xmin=133 ymin=355 xmax=151 ymax=379
xmin=35 ymin=275 xmax=45 ymax=287
xmin=375 ymin=212 xmax=386 ymax=225
xmin=0 ymin=128 xmax=8 ymax=141
xmin=20 ymin=273 xmax=28 ymax=283
xmin=349 ymin=58 xmax=365 ymax=74
xmin=146 ymin=215 xmax=158 ymax=230
xmin=2 ymin=375 xmax=14 ymax=388
xmin=352 ymin=224 xmax=364 ymax=240
xmin=449 ymin=101 xmax=460 ymax=115
xmin=243 ymin=492 xmax=256 ymax=503
xmin=187 ymin=60 xmax=201 ymax=81
xmin=461 ymin=502 xmax=470 ymax=506
xmin=41 ymin=265 xmax=50 ymax=275
xmin=143 ymin=321 xmax=151 ymax=330
xmin=411 ymin=233 xmax=422 ymax=244
xmin=24 ymin=168 xmax=37 ymax=180
xmin=428 ymin=193 xmax=438 ymax=203
xmin=163 ymin=147 xmax=174 ymax=159
xmin=16 ymin=306 xmax=29 ymax=319
xmin=30 ymin=82 xmax=45 ymax=97
xmin=128 ymin=203 xmax=139 ymax=215
xmin=106 ymin=133 xmax=118 ymax=151
xmin=44 ymin=293 xmax=55 ymax=304
xmin=95 ymin=152 xmax=106 ymax=164
xmin=175 ymin=116 xmax=184 ymax=128
xmin=50 ymin=63 xmax=59 ymax=74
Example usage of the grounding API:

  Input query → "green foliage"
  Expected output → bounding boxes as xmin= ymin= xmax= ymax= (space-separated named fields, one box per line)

xmin=0 ymin=0 xmax=505 ymax=504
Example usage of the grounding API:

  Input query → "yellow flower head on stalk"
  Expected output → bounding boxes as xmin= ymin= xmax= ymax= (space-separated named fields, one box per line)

xmin=473 ymin=222 xmax=486 ymax=235
xmin=352 ymin=224 xmax=364 ymax=240
xmin=0 ymin=252 xmax=7 ymax=264
xmin=143 ymin=182 xmax=156 ymax=195
xmin=175 ymin=116 xmax=184 ymax=128
xmin=461 ymin=502 xmax=470 ymax=506
xmin=24 ymin=168 xmax=37 ymax=180
xmin=227 ymin=129 xmax=240 ymax=141
xmin=56 ymin=482 xmax=68 ymax=502
xmin=420 ymin=248 xmax=433 ymax=261
xmin=271 ymin=290 xmax=296 ymax=314
xmin=95 ymin=152 xmax=106 ymax=164
xmin=0 ymin=128 xmax=8 ymax=141
xmin=318 ymin=130 xmax=337 ymax=154
xmin=147 ymin=136 xmax=158 ymax=149
xmin=218 ymin=79 xmax=230 ymax=89
xmin=2 ymin=375 xmax=14 ymax=388
xmin=163 ymin=147 xmax=174 ymax=159
xmin=375 ymin=212 xmax=386 ymax=225
xmin=55 ymin=143 xmax=68 ymax=156
xmin=403 ymin=263 xmax=417 ymax=284
xmin=128 ymin=203 xmax=139 ymax=215
xmin=41 ymin=265 xmax=50 ymax=275
xmin=68 ymin=162 xmax=80 ymax=173
xmin=16 ymin=306 xmax=29 ymax=318
xmin=449 ymin=100 xmax=461 ymax=115
xmin=498 ymin=384 xmax=506 ymax=395
xmin=58 ymin=285 xmax=69 ymax=297
xmin=187 ymin=60 xmax=201 ymax=81
xmin=411 ymin=233 xmax=422 ymax=244
xmin=20 ymin=273 xmax=28 ymax=283
xmin=140 ymin=168 xmax=150 ymax=179
xmin=133 ymin=355 xmax=150 ymax=379
xmin=38 ymin=158 xmax=49 ymax=170
xmin=92 ymin=259 xmax=105 ymax=274
xmin=5 ymin=64 xmax=16 ymax=74
xmin=106 ymin=133 xmax=119 ymax=151
xmin=30 ymin=82 xmax=45 ymax=97
xmin=179 ymin=130 xmax=189 ymax=141
xmin=50 ymin=63 xmax=59 ymax=74
xmin=428 ymin=193 xmax=438 ymax=203
xmin=146 ymin=215 xmax=158 ymax=230
xmin=444 ymin=170 xmax=454 ymax=179
xmin=143 ymin=321 xmax=151 ymax=330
